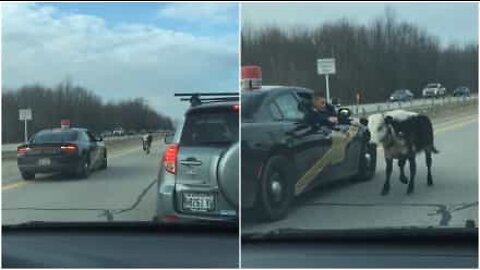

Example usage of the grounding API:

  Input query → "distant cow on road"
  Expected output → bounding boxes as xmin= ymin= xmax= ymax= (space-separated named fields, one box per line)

xmin=368 ymin=110 xmax=439 ymax=195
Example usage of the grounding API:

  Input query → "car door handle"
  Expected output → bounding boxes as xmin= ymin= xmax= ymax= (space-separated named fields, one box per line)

xmin=180 ymin=160 xmax=203 ymax=166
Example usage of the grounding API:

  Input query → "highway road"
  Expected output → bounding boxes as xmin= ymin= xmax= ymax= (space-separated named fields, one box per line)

xmin=243 ymin=110 xmax=478 ymax=234
xmin=3 ymin=103 xmax=478 ymax=230
xmin=2 ymin=140 xmax=165 ymax=225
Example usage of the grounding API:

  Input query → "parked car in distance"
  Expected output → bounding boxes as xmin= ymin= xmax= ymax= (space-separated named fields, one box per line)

xmin=422 ymin=83 xmax=446 ymax=98
xmin=389 ymin=89 xmax=414 ymax=102
xmin=453 ymin=86 xmax=471 ymax=97
xmin=112 ymin=127 xmax=125 ymax=136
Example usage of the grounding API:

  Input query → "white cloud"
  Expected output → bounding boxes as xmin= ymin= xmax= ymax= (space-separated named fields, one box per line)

xmin=1 ymin=3 xmax=239 ymax=118
xmin=157 ymin=3 xmax=237 ymax=24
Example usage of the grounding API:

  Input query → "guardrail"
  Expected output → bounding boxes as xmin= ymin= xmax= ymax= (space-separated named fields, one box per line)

xmin=346 ymin=95 xmax=477 ymax=117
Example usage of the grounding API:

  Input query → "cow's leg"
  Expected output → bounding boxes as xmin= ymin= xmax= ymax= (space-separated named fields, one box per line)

xmin=426 ymin=149 xmax=433 ymax=186
xmin=398 ymin=157 xmax=408 ymax=184
xmin=382 ymin=158 xmax=393 ymax=195
xmin=407 ymin=155 xmax=417 ymax=194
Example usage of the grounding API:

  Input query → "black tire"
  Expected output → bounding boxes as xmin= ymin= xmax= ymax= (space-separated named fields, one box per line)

xmin=21 ymin=171 xmax=35 ymax=180
xmin=77 ymin=156 xmax=91 ymax=179
xmin=99 ymin=151 xmax=107 ymax=170
xmin=255 ymin=155 xmax=294 ymax=222
xmin=354 ymin=142 xmax=377 ymax=182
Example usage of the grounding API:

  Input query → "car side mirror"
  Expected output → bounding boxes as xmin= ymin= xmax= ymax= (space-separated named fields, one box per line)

xmin=96 ymin=136 xmax=103 ymax=142
xmin=164 ymin=132 xmax=174 ymax=144
xmin=337 ymin=107 xmax=352 ymax=118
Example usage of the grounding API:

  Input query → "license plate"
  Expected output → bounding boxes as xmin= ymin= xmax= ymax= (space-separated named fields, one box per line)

xmin=182 ymin=193 xmax=215 ymax=212
xmin=38 ymin=158 xmax=51 ymax=166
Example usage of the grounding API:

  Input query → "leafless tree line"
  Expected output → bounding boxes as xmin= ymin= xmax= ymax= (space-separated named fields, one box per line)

xmin=2 ymin=82 xmax=173 ymax=143
xmin=242 ymin=11 xmax=478 ymax=104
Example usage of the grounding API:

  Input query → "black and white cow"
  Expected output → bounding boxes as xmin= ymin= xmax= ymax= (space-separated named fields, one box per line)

xmin=368 ymin=110 xmax=439 ymax=195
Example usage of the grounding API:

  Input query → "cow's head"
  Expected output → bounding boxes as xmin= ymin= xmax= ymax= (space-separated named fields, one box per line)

xmin=368 ymin=113 xmax=397 ymax=144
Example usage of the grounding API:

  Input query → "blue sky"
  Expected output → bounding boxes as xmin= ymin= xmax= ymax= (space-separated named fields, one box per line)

xmin=2 ymin=3 xmax=239 ymax=118
xmin=41 ymin=2 xmax=239 ymax=38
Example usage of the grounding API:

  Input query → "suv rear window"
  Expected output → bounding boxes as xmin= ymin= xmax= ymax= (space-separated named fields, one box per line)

xmin=31 ymin=130 xmax=78 ymax=143
xmin=180 ymin=110 xmax=238 ymax=146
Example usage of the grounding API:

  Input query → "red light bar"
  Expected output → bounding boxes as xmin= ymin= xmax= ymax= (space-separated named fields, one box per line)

xmin=241 ymin=66 xmax=262 ymax=90
xmin=61 ymin=119 xmax=70 ymax=129
xmin=232 ymin=104 xmax=240 ymax=111
xmin=242 ymin=66 xmax=262 ymax=79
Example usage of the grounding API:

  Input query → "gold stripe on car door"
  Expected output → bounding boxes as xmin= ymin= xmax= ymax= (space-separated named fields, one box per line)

xmin=294 ymin=125 xmax=360 ymax=195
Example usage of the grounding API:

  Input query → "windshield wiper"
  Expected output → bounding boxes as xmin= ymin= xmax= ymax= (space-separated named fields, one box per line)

xmin=242 ymin=224 xmax=477 ymax=242
xmin=3 ymin=220 xmax=238 ymax=233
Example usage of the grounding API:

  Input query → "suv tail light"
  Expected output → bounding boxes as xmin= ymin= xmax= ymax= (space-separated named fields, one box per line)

xmin=163 ymin=144 xmax=179 ymax=174
xmin=61 ymin=144 xmax=78 ymax=154
xmin=17 ymin=146 xmax=30 ymax=156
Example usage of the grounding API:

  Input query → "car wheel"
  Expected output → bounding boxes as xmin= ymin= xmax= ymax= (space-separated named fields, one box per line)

xmin=100 ymin=151 xmax=107 ymax=170
xmin=21 ymin=171 xmax=35 ymax=180
xmin=255 ymin=155 xmax=294 ymax=222
xmin=354 ymin=142 xmax=377 ymax=182
xmin=77 ymin=156 xmax=91 ymax=179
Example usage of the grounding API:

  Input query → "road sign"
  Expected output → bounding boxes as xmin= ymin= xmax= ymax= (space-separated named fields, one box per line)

xmin=19 ymin=109 xmax=32 ymax=121
xmin=19 ymin=109 xmax=32 ymax=143
xmin=317 ymin=58 xmax=336 ymax=103
xmin=317 ymin=58 xmax=336 ymax=75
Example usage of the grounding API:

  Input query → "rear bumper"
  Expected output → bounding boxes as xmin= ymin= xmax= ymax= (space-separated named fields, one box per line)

xmin=17 ymin=156 xmax=81 ymax=174
xmin=156 ymin=168 xmax=238 ymax=224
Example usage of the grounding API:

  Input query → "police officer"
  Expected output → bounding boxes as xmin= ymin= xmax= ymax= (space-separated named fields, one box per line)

xmin=307 ymin=92 xmax=338 ymax=127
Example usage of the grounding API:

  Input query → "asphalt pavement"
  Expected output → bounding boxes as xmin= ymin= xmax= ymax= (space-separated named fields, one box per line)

xmin=242 ymin=112 xmax=478 ymax=233
xmin=2 ymin=140 xmax=165 ymax=225
xmin=3 ymin=105 xmax=478 ymax=230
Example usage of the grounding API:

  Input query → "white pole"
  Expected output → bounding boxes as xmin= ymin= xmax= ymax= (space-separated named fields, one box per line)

xmin=24 ymin=120 xmax=28 ymax=143
xmin=325 ymin=74 xmax=330 ymax=103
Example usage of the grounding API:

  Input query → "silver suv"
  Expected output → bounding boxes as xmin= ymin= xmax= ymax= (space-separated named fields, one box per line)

xmin=422 ymin=83 xmax=446 ymax=98
xmin=156 ymin=93 xmax=239 ymax=224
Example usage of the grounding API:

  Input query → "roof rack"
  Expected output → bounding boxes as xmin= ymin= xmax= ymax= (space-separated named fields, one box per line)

xmin=174 ymin=92 xmax=239 ymax=107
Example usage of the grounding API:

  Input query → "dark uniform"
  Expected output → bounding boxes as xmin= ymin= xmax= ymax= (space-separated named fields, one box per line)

xmin=306 ymin=103 xmax=337 ymax=127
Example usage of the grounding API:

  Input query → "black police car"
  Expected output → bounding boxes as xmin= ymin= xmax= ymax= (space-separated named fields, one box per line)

xmin=17 ymin=128 xmax=107 ymax=180
xmin=241 ymin=86 xmax=377 ymax=221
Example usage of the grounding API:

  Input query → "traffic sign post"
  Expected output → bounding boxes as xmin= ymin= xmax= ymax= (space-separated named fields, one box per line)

xmin=19 ymin=109 xmax=32 ymax=143
xmin=317 ymin=58 xmax=336 ymax=103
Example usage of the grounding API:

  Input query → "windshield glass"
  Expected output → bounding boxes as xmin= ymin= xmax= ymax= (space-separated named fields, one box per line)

xmin=393 ymin=90 xmax=405 ymax=95
xmin=31 ymin=131 xmax=78 ymax=143
xmin=241 ymin=2 xmax=478 ymax=237
xmin=2 ymin=2 xmax=240 ymax=229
